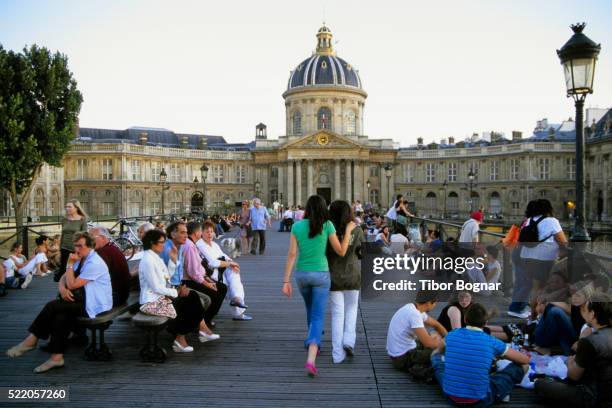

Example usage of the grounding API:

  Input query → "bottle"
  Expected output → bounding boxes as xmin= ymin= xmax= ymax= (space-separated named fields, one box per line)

xmin=523 ymin=334 xmax=530 ymax=348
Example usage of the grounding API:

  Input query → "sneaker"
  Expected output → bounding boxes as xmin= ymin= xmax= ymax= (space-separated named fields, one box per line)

xmin=507 ymin=307 xmax=530 ymax=319
xmin=21 ymin=274 xmax=33 ymax=289
xmin=343 ymin=345 xmax=354 ymax=357
xmin=198 ymin=331 xmax=220 ymax=343
xmin=232 ymin=314 xmax=253 ymax=321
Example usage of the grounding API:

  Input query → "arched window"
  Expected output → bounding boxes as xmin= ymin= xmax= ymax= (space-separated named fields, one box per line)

xmin=171 ymin=191 xmax=183 ymax=213
xmin=292 ymin=111 xmax=302 ymax=135
xmin=470 ymin=191 xmax=480 ymax=212
xmin=448 ymin=191 xmax=459 ymax=212
xmin=317 ymin=107 xmax=332 ymax=130
xmin=490 ymin=191 xmax=502 ymax=215
xmin=345 ymin=111 xmax=356 ymax=135
xmin=425 ymin=192 xmax=437 ymax=214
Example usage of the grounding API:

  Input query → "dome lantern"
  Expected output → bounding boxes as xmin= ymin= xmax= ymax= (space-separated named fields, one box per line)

xmin=316 ymin=24 xmax=334 ymax=55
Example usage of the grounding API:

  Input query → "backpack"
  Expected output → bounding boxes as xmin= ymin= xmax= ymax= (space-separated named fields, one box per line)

xmin=518 ymin=216 xmax=550 ymax=247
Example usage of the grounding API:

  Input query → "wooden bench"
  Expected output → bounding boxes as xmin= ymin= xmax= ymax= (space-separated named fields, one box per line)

xmin=131 ymin=312 xmax=170 ymax=363
xmin=76 ymin=295 xmax=139 ymax=361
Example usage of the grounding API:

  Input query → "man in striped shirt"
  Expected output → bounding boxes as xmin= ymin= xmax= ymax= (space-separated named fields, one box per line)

xmin=431 ymin=303 xmax=530 ymax=406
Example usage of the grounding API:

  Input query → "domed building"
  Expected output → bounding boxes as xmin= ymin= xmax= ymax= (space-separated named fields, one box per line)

xmin=254 ymin=25 xmax=397 ymax=207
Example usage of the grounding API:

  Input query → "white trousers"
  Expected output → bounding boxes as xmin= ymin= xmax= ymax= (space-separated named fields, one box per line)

xmin=329 ymin=290 xmax=359 ymax=363
xmin=223 ymin=267 xmax=245 ymax=317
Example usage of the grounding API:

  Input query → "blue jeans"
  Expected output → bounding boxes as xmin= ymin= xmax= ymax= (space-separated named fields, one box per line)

xmin=534 ymin=304 xmax=576 ymax=355
xmin=509 ymin=248 xmax=530 ymax=313
xmin=431 ymin=352 xmax=525 ymax=407
xmin=295 ymin=271 xmax=330 ymax=348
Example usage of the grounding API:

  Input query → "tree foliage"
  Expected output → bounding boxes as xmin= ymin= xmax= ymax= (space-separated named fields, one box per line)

xmin=0 ymin=44 xmax=82 ymax=233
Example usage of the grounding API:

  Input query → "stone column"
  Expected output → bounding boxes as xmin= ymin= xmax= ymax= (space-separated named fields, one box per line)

xmin=277 ymin=165 xmax=285 ymax=206
xmin=354 ymin=160 xmax=363 ymax=202
xmin=334 ymin=160 xmax=341 ymax=200
xmin=287 ymin=161 xmax=294 ymax=207
xmin=389 ymin=164 xmax=396 ymax=202
xmin=307 ymin=160 xmax=314 ymax=198
xmin=603 ymin=157 xmax=609 ymax=219
xmin=363 ymin=163 xmax=369 ymax=204
xmin=295 ymin=160 xmax=302 ymax=207
xmin=345 ymin=160 xmax=353 ymax=202
xmin=261 ymin=165 xmax=270 ymax=205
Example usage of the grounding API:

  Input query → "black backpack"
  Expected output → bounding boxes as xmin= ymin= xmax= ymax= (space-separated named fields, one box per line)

xmin=518 ymin=216 xmax=550 ymax=248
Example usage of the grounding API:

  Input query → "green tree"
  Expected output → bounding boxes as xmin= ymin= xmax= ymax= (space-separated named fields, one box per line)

xmin=0 ymin=44 xmax=83 ymax=239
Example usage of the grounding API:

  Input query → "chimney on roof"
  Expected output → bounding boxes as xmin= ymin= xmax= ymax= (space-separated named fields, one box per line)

xmin=256 ymin=123 xmax=267 ymax=140
xmin=440 ymin=138 xmax=447 ymax=145
xmin=490 ymin=132 xmax=502 ymax=143
xmin=417 ymin=137 xmax=423 ymax=146
xmin=512 ymin=131 xmax=522 ymax=141
xmin=180 ymin=135 xmax=189 ymax=148
xmin=139 ymin=132 xmax=148 ymax=145
xmin=448 ymin=136 xmax=455 ymax=145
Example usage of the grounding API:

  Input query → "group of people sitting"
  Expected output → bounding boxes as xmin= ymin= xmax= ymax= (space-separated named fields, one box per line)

xmin=387 ymin=275 xmax=611 ymax=407
xmin=5 ymin=218 xmax=250 ymax=373
xmin=0 ymin=234 xmax=64 ymax=296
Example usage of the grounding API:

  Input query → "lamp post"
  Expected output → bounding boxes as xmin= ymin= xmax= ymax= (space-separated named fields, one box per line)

xmin=443 ymin=179 xmax=448 ymax=219
xmin=200 ymin=163 xmax=209 ymax=214
xmin=384 ymin=163 xmax=393 ymax=207
xmin=159 ymin=168 xmax=168 ymax=215
xmin=366 ymin=179 xmax=371 ymax=207
xmin=468 ymin=169 xmax=476 ymax=213
xmin=557 ymin=23 xmax=600 ymax=243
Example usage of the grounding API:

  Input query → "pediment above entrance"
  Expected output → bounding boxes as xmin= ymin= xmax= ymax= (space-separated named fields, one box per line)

xmin=282 ymin=130 xmax=365 ymax=150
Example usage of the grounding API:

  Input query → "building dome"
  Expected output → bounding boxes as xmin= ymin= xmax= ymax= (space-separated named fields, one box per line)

xmin=287 ymin=25 xmax=363 ymax=90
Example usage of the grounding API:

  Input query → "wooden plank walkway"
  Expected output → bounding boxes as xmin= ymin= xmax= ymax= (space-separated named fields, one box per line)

xmin=0 ymin=225 xmax=544 ymax=407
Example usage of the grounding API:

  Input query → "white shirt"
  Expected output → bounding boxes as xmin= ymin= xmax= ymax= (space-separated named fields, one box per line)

xmin=520 ymin=216 xmax=563 ymax=261
xmin=138 ymin=250 xmax=178 ymax=305
xmin=283 ymin=210 xmax=294 ymax=219
xmin=3 ymin=255 xmax=25 ymax=278
xmin=385 ymin=201 xmax=398 ymax=220
xmin=18 ymin=252 xmax=48 ymax=276
xmin=196 ymin=238 xmax=230 ymax=281
xmin=75 ymin=251 xmax=113 ymax=318
xmin=387 ymin=303 xmax=428 ymax=357
xmin=390 ymin=233 xmax=409 ymax=254
xmin=459 ymin=219 xmax=479 ymax=243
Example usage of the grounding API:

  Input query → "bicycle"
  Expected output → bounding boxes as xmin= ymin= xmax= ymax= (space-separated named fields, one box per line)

xmin=112 ymin=219 xmax=142 ymax=260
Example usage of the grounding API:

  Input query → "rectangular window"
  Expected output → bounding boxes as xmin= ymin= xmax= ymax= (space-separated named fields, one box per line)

xmin=538 ymin=158 xmax=550 ymax=180
xmin=102 ymin=159 xmax=113 ymax=181
xmin=448 ymin=162 xmax=457 ymax=182
xmin=510 ymin=159 xmax=520 ymax=180
xmin=402 ymin=163 xmax=413 ymax=183
xmin=77 ymin=159 xmax=87 ymax=180
xmin=566 ymin=157 xmax=575 ymax=180
xmin=131 ymin=160 xmax=141 ymax=181
xmin=170 ymin=163 xmax=180 ymax=182
xmin=50 ymin=166 xmax=58 ymax=181
xmin=426 ymin=163 xmax=436 ymax=183
xmin=102 ymin=202 xmax=114 ymax=216
xmin=490 ymin=160 xmax=499 ymax=181
xmin=235 ymin=165 xmax=247 ymax=184
xmin=151 ymin=162 xmax=161 ymax=182
xmin=151 ymin=202 xmax=161 ymax=215
xmin=370 ymin=166 xmax=379 ymax=178
xmin=213 ymin=165 xmax=224 ymax=183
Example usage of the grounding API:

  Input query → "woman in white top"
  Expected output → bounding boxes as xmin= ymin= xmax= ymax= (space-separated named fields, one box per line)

xmin=389 ymin=224 xmax=410 ymax=255
xmin=2 ymin=242 xmax=27 ymax=289
xmin=196 ymin=220 xmax=251 ymax=321
xmin=139 ymin=229 xmax=206 ymax=353
xmin=520 ymin=199 xmax=568 ymax=294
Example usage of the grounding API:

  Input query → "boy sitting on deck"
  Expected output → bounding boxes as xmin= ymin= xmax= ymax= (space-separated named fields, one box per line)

xmin=431 ymin=303 xmax=530 ymax=407
xmin=386 ymin=290 xmax=448 ymax=379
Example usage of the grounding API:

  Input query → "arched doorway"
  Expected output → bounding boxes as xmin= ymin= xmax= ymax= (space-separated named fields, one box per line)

xmin=191 ymin=191 xmax=204 ymax=213
xmin=490 ymin=191 xmax=502 ymax=217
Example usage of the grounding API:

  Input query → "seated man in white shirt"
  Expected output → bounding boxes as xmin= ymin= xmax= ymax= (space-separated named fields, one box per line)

xmin=279 ymin=207 xmax=294 ymax=232
xmin=196 ymin=220 xmax=252 ymax=321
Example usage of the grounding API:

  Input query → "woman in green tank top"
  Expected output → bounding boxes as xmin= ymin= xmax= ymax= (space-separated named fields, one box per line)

xmin=282 ymin=195 xmax=356 ymax=377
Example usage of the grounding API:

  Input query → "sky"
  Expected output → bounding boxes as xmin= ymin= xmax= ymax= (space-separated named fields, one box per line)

xmin=1 ymin=0 xmax=611 ymax=146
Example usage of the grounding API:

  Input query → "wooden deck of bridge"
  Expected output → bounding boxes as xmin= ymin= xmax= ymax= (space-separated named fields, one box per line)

xmin=0 ymin=226 xmax=544 ymax=407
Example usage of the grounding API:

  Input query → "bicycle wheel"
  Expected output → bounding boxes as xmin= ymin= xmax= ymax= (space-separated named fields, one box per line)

xmin=115 ymin=237 xmax=135 ymax=260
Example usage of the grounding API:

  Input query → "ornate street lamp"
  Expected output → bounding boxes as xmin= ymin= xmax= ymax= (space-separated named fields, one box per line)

xmin=468 ymin=169 xmax=476 ymax=213
xmin=557 ymin=23 xmax=601 ymax=242
xmin=384 ymin=163 xmax=393 ymax=207
xmin=159 ymin=168 xmax=168 ymax=215
xmin=443 ymin=179 xmax=448 ymax=219
xmin=200 ymin=163 xmax=209 ymax=214
xmin=366 ymin=179 xmax=371 ymax=206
